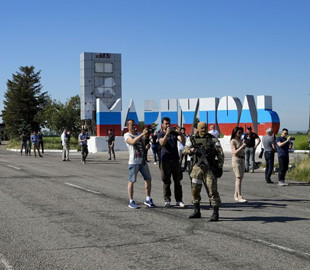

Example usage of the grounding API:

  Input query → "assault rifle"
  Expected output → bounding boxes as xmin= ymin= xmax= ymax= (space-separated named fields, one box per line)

xmin=193 ymin=144 xmax=211 ymax=169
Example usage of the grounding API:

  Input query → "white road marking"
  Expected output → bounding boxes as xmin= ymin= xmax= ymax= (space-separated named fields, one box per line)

xmin=255 ymin=239 xmax=310 ymax=258
xmin=64 ymin=182 xmax=102 ymax=194
xmin=6 ymin=165 xmax=21 ymax=171
xmin=0 ymin=253 xmax=14 ymax=270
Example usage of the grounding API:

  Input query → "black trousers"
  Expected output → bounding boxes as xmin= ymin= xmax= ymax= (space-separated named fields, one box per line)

xmin=160 ymin=160 xmax=183 ymax=202
xmin=264 ymin=151 xmax=275 ymax=181
xmin=278 ymin=156 xmax=289 ymax=181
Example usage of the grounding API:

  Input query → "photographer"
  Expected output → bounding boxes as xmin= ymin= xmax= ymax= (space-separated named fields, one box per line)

xmin=79 ymin=128 xmax=90 ymax=164
xmin=276 ymin=128 xmax=293 ymax=186
xmin=124 ymin=119 xmax=155 ymax=209
xmin=158 ymin=117 xmax=185 ymax=207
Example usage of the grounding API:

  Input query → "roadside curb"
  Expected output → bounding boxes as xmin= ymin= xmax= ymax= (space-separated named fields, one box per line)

xmin=7 ymin=149 xmax=78 ymax=153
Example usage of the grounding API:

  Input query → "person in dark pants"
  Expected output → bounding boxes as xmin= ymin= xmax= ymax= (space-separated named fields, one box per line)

xmin=38 ymin=130 xmax=44 ymax=154
xmin=276 ymin=128 xmax=293 ymax=186
xmin=262 ymin=128 xmax=277 ymax=183
xmin=79 ymin=129 xmax=90 ymax=164
xmin=243 ymin=126 xmax=261 ymax=173
xmin=158 ymin=117 xmax=185 ymax=207
xmin=20 ymin=131 xmax=28 ymax=156
xmin=151 ymin=130 xmax=160 ymax=164
xmin=107 ymin=129 xmax=115 ymax=160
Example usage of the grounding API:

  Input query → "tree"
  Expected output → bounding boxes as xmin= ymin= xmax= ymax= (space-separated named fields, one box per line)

xmin=2 ymin=66 xmax=48 ymax=138
xmin=41 ymin=95 xmax=81 ymax=137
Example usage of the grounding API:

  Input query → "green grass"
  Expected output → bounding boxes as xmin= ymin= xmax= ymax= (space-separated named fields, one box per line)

xmin=291 ymin=134 xmax=309 ymax=150
xmin=7 ymin=137 xmax=80 ymax=150
xmin=288 ymin=156 xmax=310 ymax=182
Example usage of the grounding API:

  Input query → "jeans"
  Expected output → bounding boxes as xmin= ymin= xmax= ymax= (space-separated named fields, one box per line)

xmin=264 ymin=151 xmax=274 ymax=181
xmin=245 ymin=147 xmax=255 ymax=170
xmin=151 ymin=144 xmax=159 ymax=162
xmin=278 ymin=156 xmax=289 ymax=181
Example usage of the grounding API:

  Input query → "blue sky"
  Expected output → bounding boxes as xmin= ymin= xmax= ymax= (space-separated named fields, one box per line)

xmin=0 ymin=0 xmax=309 ymax=131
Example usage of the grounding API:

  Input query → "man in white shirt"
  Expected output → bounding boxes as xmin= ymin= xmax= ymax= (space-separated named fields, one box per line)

xmin=124 ymin=119 xmax=156 ymax=209
xmin=208 ymin=125 xmax=219 ymax=138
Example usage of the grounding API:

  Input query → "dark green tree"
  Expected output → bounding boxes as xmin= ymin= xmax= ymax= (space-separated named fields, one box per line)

xmin=41 ymin=95 xmax=81 ymax=137
xmin=2 ymin=66 xmax=48 ymax=138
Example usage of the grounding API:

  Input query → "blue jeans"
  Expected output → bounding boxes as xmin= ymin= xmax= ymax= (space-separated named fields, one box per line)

xmin=264 ymin=151 xmax=275 ymax=181
xmin=245 ymin=147 xmax=255 ymax=171
xmin=128 ymin=163 xmax=151 ymax=183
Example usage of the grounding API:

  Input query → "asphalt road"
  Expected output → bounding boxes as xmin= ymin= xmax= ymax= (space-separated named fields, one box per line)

xmin=0 ymin=144 xmax=309 ymax=270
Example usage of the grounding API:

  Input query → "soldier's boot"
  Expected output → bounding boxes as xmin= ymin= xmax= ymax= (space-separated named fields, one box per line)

xmin=209 ymin=206 xmax=219 ymax=222
xmin=189 ymin=203 xmax=201 ymax=219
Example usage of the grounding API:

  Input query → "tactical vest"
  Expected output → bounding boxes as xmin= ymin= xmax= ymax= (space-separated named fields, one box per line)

xmin=190 ymin=134 xmax=218 ymax=168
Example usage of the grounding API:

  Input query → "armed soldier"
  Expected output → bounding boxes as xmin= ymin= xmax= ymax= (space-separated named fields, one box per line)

xmin=183 ymin=122 xmax=224 ymax=221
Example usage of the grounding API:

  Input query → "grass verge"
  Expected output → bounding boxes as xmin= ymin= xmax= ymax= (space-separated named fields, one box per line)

xmin=288 ymin=156 xmax=310 ymax=182
xmin=7 ymin=137 xmax=80 ymax=150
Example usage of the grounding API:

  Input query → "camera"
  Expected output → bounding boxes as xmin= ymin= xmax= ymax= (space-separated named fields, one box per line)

xmin=147 ymin=127 xmax=155 ymax=134
xmin=290 ymin=137 xmax=295 ymax=141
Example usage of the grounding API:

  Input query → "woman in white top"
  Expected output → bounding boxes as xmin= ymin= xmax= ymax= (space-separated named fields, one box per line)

xmin=230 ymin=127 xmax=247 ymax=203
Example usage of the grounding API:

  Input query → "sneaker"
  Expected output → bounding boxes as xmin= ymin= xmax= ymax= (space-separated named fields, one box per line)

xmin=278 ymin=181 xmax=288 ymax=186
xmin=176 ymin=201 xmax=186 ymax=208
xmin=164 ymin=201 xmax=171 ymax=207
xmin=238 ymin=196 xmax=247 ymax=203
xmin=108 ymin=157 xmax=111 ymax=160
xmin=154 ymin=162 xmax=157 ymax=165
xmin=266 ymin=180 xmax=274 ymax=184
xmin=144 ymin=198 xmax=156 ymax=208
xmin=250 ymin=169 xmax=254 ymax=173
xmin=234 ymin=194 xmax=238 ymax=201
xmin=128 ymin=200 xmax=139 ymax=209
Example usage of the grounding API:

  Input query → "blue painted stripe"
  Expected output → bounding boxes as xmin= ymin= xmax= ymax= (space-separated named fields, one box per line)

xmin=217 ymin=110 xmax=239 ymax=124
xmin=161 ymin=111 xmax=178 ymax=124
xmin=127 ymin=112 xmax=139 ymax=123
xmin=239 ymin=109 xmax=252 ymax=123
xmin=199 ymin=110 xmax=216 ymax=123
xmin=182 ymin=111 xmax=195 ymax=124
xmin=257 ymin=109 xmax=280 ymax=123
xmin=97 ymin=112 xmax=122 ymax=125
xmin=144 ymin=112 xmax=159 ymax=125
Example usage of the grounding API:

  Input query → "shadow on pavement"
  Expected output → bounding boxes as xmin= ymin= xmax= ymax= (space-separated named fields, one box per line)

xmin=220 ymin=216 xmax=310 ymax=223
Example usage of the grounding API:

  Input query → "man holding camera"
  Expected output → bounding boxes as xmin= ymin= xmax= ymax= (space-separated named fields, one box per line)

xmin=276 ymin=128 xmax=293 ymax=186
xmin=183 ymin=122 xmax=224 ymax=221
xmin=158 ymin=117 xmax=185 ymax=207
xmin=79 ymin=128 xmax=90 ymax=164
xmin=124 ymin=119 xmax=155 ymax=209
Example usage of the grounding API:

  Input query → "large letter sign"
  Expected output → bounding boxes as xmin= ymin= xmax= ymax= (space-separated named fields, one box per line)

xmin=257 ymin=95 xmax=280 ymax=135
xmin=239 ymin=95 xmax=258 ymax=132
xmin=96 ymin=98 xmax=122 ymax=136
xmin=217 ymin=96 xmax=242 ymax=136
xmin=144 ymin=99 xmax=159 ymax=125
xmin=199 ymin=97 xmax=219 ymax=130
xmin=179 ymin=98 xmax=199 ymax=134
xmin=160 ymin=99 xmax=178 ymax=126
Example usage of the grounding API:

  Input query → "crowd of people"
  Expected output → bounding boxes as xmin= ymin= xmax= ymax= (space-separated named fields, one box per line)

xmin=18 ymin=121 xmax=294 ymax=222
xmin=123 ymin=118 xmax=294 ymax=222
xmin=20 ymin=130 xmax=44 ymax=157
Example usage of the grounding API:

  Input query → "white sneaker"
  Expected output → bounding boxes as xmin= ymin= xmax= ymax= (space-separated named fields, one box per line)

xmin=164 ymin=201 xmax=171 ymax=207
xmin=176 ymin=201 xmax=186 ymax=207
xmin=278 ymin=181 xmax=287 ymax=186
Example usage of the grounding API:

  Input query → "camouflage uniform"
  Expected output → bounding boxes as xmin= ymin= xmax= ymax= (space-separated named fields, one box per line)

xmin=183 ymin=133 xmax=224 ymax=220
